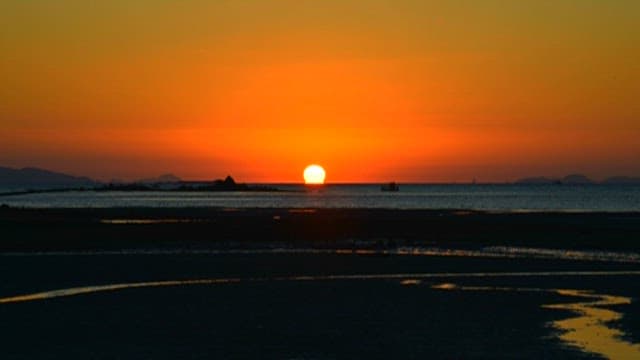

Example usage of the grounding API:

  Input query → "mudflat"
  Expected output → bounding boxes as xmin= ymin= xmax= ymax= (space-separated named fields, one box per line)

xmin=1 ymin=207 xmax=640 ymax=251
xmin=1 ymin=207 xmax=639 ymax=359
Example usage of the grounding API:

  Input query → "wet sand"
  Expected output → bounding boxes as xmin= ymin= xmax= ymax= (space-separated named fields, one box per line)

xmin=1 ymin=252 xmax=639 ymax=359
xmin=1 ymin=207 xmax=639 ymax=358
xmin=1 ymin=207 xmax=640 ymax=252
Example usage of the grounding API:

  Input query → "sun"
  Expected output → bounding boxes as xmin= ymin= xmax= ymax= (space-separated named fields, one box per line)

xmin=303 ymin=164 xmax=326 ymax=185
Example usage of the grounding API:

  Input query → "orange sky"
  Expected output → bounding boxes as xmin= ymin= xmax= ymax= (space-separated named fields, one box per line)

xmin=1 ymin=1 xmax=639 ymax=182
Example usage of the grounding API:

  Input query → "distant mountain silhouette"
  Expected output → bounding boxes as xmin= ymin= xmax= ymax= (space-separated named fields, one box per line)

xmin=603 ymin=176 xmax=640 ymax=185
xmin=516 ymin=174 xmax=638 ymax=185
xmin=515 ymin=176 xmax=557 ymax=185
xmin=561 ymin=174 xmax=594 ymax=184
xmin=136 ymin=174 xmax=182 ymax=184
xmin=0 ymin=166 xmax=97 ymax=189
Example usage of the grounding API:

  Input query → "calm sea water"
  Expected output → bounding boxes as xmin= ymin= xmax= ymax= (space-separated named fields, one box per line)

xmin=1 ymin=184 xmax=639 ymax=211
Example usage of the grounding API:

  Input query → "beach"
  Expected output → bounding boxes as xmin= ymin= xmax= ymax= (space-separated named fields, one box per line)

xmin=2 ymin=207 xmax=640 ymax=251
xmin=1 ymin=207 xmax=639 ymax=358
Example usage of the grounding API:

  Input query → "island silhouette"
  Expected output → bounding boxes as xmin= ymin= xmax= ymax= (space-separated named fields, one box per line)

xmin=0 ymin=166 xmax=279 ymax=195
xmin=2 ymin=165 xmax=640 ymax=196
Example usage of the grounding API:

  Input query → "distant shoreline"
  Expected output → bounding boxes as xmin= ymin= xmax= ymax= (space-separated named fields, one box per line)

xmin=0 ymin=184 xmax=287 ymax=197
xmin=2 ymin=181 xmax=639 ymax=198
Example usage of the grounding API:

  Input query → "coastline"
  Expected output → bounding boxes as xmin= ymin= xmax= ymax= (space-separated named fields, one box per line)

xmin=2 ymin=206 xmax=640 ymax=358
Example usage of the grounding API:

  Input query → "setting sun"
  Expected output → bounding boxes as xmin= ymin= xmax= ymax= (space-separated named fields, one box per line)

xmin=303 ymin=165 xmax=326 ymax=185
xmin=2 ymin=2 xmax=640 ymax=359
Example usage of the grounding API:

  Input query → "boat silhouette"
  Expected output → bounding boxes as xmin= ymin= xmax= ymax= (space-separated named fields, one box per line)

xmin=381 ymin=182 xmax=400 ymax=192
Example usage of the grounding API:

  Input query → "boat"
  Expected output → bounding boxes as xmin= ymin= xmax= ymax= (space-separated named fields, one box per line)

xmin=381 ymin=182 xmax=399 ymax=192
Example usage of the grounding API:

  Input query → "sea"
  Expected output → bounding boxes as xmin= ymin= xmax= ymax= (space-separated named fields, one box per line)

xmin=1 ymin=183 xmax=639 ymax=211
xmin=3 ymin=184 xmax=640 ymax=358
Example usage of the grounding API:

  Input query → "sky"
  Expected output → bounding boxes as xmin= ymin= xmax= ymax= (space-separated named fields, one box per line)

xmin=1 ymin=0 xmax=639 ymax=182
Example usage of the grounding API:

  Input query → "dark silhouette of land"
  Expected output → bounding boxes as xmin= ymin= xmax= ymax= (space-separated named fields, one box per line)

xmin=516 ymin=173 xmax=640 ymax=185
xmin=0 ymin=166 xmax=96 ymax=189
xmin=2 ymin=165 xmax=640 ymax=193
xmin=134 ymin=173 xmax=182 ymax=184
xmin=102 ymin=175 xmax=278 ymax=192
xmin=0 ymin=166 xmax=281 ymax=194
xmin=0 ymin=171 xmax=278 ymax=196
xmin=1 ymin=207 xmax=640 ymax=359
xmin=516 ymin=174 xmax=594 ymax=185
xmin=2 ymin=207 xmax=640 ymax=252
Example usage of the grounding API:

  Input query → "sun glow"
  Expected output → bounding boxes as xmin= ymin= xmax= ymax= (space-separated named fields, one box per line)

xmin=303 ymin=165 xmax=326 ymax=185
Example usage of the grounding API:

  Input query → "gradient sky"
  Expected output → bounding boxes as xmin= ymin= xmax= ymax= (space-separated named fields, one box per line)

xmin=1 ymin=0 xmax=639 ymax=182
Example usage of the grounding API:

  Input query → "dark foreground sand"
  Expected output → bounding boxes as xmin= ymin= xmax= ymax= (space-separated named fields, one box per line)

xmin=2 ymin=207 xmax=640 ymax=251
xmin=1 ymin=208 xmax=639 ymax=359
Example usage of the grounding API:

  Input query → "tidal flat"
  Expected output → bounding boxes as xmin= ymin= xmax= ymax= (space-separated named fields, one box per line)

xmin=1 ymin=208 xmax=639 ymax=358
